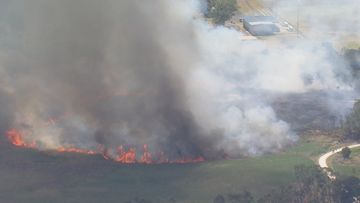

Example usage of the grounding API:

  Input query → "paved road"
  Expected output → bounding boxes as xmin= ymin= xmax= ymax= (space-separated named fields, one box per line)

xmin=318 ymin=143 xmax=360 ymax=179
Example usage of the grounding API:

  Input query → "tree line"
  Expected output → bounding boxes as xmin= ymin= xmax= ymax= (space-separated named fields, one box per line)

xmin=341 ymin=48 xmax=360 ymax=140
xmin=213 ymin=165 xmax=360 ymax=203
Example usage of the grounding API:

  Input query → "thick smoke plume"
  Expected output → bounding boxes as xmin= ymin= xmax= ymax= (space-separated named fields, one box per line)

xmin=0 ymin=0 xmax=357 ymax=158
xmin=0 ymin=0 xmax=223 ymax=159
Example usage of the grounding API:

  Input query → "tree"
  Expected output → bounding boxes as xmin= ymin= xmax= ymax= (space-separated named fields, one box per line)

xmin=206 ymin=0 xmax=237 ymax=25
xmin=343 ymin=100 xmax=360 ymax=140
xmin=341 ymin=147 xmax=351 ymax=159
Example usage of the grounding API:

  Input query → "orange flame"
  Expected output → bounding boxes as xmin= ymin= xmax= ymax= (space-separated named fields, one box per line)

xmin=6 ymin=129 xmax=37 ymax=148
xmin=115 ymin=145 xmax=137 ymax=164
xmin=5 ymin=129 xmax=205 ymax=164
xmin=139 ymin=144 xmax=152 ymax=164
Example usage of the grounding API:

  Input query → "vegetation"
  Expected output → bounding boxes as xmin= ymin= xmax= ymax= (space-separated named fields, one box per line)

xmin=213 ymin=165 xmax=360 ymax=203
xmin=206 ymin=0 xmax=237 ymax=24
xmin=214 ymin=190 xmax=254 ymax=203
xmin=343 ymin=100 xmax=360 ymax=140
xmin=341 ymin=147 xmax=351 ymax=159
xmin=333 ymin=176 xmax=360 ymax=203
xmin=257 ymin=165 xmax=333 ymax=202
xmin=332 ymin=148 xmax=360 ymax=178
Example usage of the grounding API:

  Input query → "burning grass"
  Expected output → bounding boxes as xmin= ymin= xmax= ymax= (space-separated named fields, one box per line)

xmin=5 ymin=129 xmax=205 ymax=165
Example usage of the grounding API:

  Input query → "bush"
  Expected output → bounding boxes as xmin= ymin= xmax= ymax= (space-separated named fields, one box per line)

xmin=333 ymin=176 xmax=360 ymax=203
xmin=343 ymin=100 xmax=360 ymax=140
xmin=207 ymin=0 xmax=237 ymax=24
xmin=341 ymin=147 xmax=351 ymax=159
xmin=258 ymin=165 xmax=360 ymax=202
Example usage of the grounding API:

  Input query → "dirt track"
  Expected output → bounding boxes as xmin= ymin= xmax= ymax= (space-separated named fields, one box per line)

xmin=318 ymin=143 xmax=360 ymax=179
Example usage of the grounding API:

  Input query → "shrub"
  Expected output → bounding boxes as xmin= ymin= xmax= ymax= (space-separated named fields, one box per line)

xmin=343 ymin=100 xmax=360 ymax=140
xmin=341 ymin=147 xmax=351 ymax=159
xmin=206 ymin=0 xmax=237 ymax=25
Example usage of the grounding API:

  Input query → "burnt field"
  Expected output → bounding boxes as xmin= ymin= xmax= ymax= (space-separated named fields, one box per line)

xmin=271 ymin=91 xmax=355 ymax=132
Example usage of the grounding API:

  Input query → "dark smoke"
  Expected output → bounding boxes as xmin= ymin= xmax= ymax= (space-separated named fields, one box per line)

xmin=0 ymin=0 xmax=220 ymax=159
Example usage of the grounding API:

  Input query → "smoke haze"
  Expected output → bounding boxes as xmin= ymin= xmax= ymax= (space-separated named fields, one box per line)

xmin=0 ymin=0 xmax=358 ymax=158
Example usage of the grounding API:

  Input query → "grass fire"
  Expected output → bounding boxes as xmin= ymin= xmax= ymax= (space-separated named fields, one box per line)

xmin=0 ymin=0 xmax=359 ymax=202
xmin=6 ymin=129 xmax=205 ymax=164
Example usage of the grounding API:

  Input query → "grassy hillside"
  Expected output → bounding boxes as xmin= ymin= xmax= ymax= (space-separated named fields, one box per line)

xmin=0 ymin=139 xmax=327 ymax=203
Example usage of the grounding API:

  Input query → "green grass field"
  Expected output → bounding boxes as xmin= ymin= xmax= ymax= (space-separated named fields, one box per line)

xmin=0 ymin=138 xmax=328 ymax=203
xmin=331 ymin=148 xmax=360 ymax=178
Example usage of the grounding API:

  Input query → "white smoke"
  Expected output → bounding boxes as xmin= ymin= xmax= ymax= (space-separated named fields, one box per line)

xmin=182 ymin=0 xmax=355 ymax=155
xmin=262 ymin=0 xmax=360 ymax=43
xmin=0 ymin=0 xmax=358 ymax=157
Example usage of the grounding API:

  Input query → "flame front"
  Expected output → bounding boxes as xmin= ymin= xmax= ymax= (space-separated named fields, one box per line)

xmin=5 ymin=129 xmax=205 ymax=164
xmin=140 ymin=144 xmax=152 ymax=164
xmin=6 ymin=129 xmax=37 ymax=148
xmin=115 ymin=146 xmax=137 ymax=164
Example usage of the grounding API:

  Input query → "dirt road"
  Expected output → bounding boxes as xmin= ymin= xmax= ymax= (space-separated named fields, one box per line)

xmin=318 ymin=143 xmax=360 ymax=179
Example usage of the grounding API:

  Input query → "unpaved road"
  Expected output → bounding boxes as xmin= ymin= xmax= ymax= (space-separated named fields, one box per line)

xmin=318 ymin=143 xmax=360 ymax=179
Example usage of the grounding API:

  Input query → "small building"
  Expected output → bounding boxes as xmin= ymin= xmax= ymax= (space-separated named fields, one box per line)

xmin=243 ymin=16 xmax=280 ymax=36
